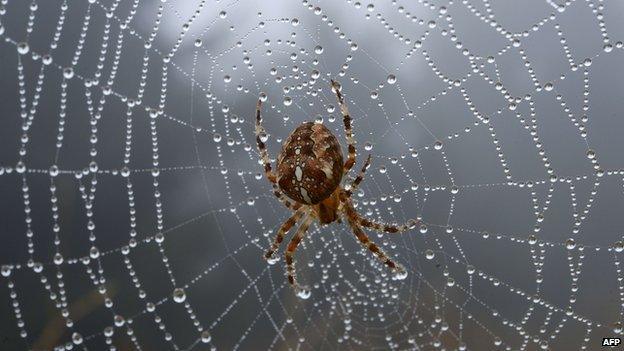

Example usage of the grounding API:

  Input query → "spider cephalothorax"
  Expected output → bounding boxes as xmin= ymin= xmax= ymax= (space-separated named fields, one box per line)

xmin=255 ymin=80 xmax=418 ymax=298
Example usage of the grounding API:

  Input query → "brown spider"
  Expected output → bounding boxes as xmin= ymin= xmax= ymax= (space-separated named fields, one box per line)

xmin=255 ymin=80 xmax=417 ymax=297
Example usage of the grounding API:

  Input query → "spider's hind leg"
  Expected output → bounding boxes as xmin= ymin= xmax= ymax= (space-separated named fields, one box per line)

xmin=285 ymin=214 xmax=314 ymax=295
xmin=264 ymin=207 xmax=306 ymax=262
xmin=344 ymin=210 xmax=407 ymax=278
xmin=342 ymin=191 xmax=418 ymax=234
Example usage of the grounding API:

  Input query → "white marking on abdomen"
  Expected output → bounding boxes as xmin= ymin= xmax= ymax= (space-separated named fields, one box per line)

xmin=300 ymin=187 xmax=312 ymax=203
xmin=295 ymin=166 xmax=303 ymax=181
xmin=321 ymin=164 xmax=333 ymax=179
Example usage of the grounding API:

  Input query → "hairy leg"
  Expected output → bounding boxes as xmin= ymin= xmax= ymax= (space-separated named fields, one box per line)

xmin=255 ymin=99 xmax=301 ymax=210
xmin=285 ymin=214 xmax=314 ymax=293
xmin=264 ymin=207 xmax=307 ymax=261
xmin=344 ymin=207 xmax=406 ymax=276
xmin=330 ymin=80 xmax=357 ymax=173
xmin=345 ymin=154 xmax=372 ymax=197
xmin=342 ymin=192 xmax=418 ymax=233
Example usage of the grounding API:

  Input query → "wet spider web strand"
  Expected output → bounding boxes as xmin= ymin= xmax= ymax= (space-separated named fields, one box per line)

xmin=0 ymin=0 xmax=623 ymax=350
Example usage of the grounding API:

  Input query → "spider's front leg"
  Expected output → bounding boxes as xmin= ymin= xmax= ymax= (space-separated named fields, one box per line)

xmin=344 ymin=154 xmax=372 ymax=197
xmin=330 ymin=80 xmax=357 ymax=173
xmin=255 ymin=98 xmax=301 ymax=210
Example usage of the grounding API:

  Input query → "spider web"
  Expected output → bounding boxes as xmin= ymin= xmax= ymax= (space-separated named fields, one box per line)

xmin=0 ymin=0 xmax=623 ymax=349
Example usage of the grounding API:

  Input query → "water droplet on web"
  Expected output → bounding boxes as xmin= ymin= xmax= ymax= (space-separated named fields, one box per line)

xmin=614 ymin=241 xmax=624 ymax=253
xmin=219 ymin=11 xmax=227 ymax=19
xmin=586 ymin=149 xmax=595 ymax=159
xmin=223 ymin=75 xmax=231 ymax=83
xmin=296 ymin=287 xmax=311 ymax=299
xmin=63 ymin=67 xmax=74 ymax=79
xmin=434 ymin=140 xmax=443 ymax=150
xmin=291 ymin=18 xmax=299 ymax=26
xmin=114 ymin=315 xmax=125 ymax=327
xmin=314 ymin=45 xmax=323 ymax=54
xmin=528 ymin=235 xmax=538 ymax=245
xmin=1 ymin=265 xmax=11 ymax=277
xmin=53 ymin=253 xmax=64 ymax=265
xmin=17 ymin=42 xmax=29 ymax=55
xmin=173 ymin=288 xmax=186 ymax=303
xmin=194 ymin=39 xmax=202 ymax=47
xmin=259 ymin=132 xmax=268 ymax=143
xmin=370 ymin=91 xmax=378 ymax=100
xmin=386 ymin=74 xmax=396 ymax=84
xmin=89 ymin=246 xmax=100 ymax=259
xmin=425 ymin=250 xmax=435 ymax=260
xmin=72 ymin=332 xmax=83 ymax=345
xmin=393 ymin=268 xmax=407 ymax=280
xmin=266 ymin=256 xmax=279 ymax=265
xmin=201 ymin=330 xmax=212 ymax=343
xmin=283 ymin=96 xmax=292 ymax=106
xmin=566 ymin=238 xmax=576 ymax=250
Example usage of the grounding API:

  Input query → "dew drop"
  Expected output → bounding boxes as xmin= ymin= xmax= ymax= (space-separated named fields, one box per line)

xmin=17 ymin=42 xmax=29 ymax=55
xmin=72 ymin=332 xmax=83 ymax=345
xmin=565 ymin=238 xmax=576 ymax=250
xmin=173 ymin=288 xmax=186 ymax=303
xmin=63 ymin=67 xmax=75 ymax=79
xmin=425 ymin=250 xmax=435 ymax=260
xmin=393 ymin=269 xmax=408 ymax=280
xmin=201 ymin=330 xmax=212 ymax=343
xmin=296 ymin=287 xmax=311 ymax=299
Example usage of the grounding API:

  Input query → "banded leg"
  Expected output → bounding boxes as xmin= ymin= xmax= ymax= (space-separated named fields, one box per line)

xmin=330 ymin=80 xmax=357 ymax=173
xmin=345 ymin=211 xmax=406 ymax=274
xmin=342 ymin=194 xmax=417 ymax=234
xmin=255 ymin=99 xmax=301 ymax=210
xmin=255 ymin=99 xmax=276 ymax=183
xmin=345 ymin=154 xmax=372 ymax=197
xmin=285 ymin=214 xmax=314 ymax=292
xmin=264 ymin=207 xmax=307 ymax=261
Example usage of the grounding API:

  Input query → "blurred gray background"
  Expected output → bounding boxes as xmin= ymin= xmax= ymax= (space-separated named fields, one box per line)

xmin=1 ymin=0 xmax=624 ymax=350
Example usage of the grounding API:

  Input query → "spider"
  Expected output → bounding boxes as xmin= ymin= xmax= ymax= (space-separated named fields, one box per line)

xmin=255 ymin=80 xmax=418 ymax=297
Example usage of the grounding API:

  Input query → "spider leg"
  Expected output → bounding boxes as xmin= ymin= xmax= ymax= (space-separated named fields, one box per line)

xmin=285 ymin=214 xmax=314 ymax=293
xmin=342 ymin=191 xmax=418 ymax=234
xmin=255 ymin=99 xmax=301 ymax=210
xmin=264 ymin=207 xmax=307 ymax=261
xmin=344 ymin=206 xmax=406 ymax=275
xmin=330 ymin=80 xmax=357 ymax=173
xmin=345 ymin=154 xmax=372 ymax=197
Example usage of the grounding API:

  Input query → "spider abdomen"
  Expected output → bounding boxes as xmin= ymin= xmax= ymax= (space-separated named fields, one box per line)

xmin=276 ymin=122 xmax=344 ymax=204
